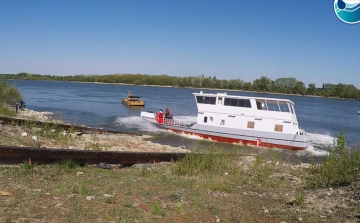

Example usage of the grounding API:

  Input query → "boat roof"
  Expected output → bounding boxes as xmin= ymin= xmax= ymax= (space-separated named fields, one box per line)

xmin=128 ymin=96 xmax=141 ymax=98
xmin=193 ymin=92 xmax=294 ymax=104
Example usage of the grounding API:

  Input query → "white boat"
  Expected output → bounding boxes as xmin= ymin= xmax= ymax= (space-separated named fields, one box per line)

xmin=140 ymin=91 xmax=309 ymax=150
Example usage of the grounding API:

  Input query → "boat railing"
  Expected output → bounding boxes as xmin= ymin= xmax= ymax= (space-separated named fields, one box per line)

xmin=163 ymin=118 xmax=194 ymax=127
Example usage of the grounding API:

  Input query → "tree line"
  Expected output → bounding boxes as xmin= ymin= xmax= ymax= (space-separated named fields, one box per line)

xmin=1 ymin=72 xmax=360 ymax=100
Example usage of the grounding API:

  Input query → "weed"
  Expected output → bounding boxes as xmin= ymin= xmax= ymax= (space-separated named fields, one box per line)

xmin=150 ymin=202 xmax=165 ymax=216
xmin=103 ymin=196 xmax=115 ymax=204
xmin=307 ymin=130 xmax=360 ymax=188
xmin=291 ymin=192 xmax=306 ymax=207
xmin=176 ymin=202 xmax=185 ymax=214
xmin=173 ymin=144 xmax=229 ymax=176
xmin=0 ymin=106 xmax=17 ymax=116
xmin=55 ymin=159 xmax=80 ymax=173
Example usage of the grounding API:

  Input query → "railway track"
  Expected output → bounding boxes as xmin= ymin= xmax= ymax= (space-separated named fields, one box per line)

xmin=0 ymin=145 xmax=187 ymax=165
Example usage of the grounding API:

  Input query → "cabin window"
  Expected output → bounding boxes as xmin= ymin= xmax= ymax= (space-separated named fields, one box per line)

xmin=220 ymin=119 xmax=225 ymax=125
xmin=196 ymin=96 xmax=216 ymax=105
xmin=256 ymin=99 xmax=267 ymax=110
xmin=204 ymin=117 xmax=208 ymax=123
xmin=278 ymin=101 xmax=290 ymax=112
xmin=290 ymin=104 xmax=294 ymax=114
xmin=210 ymin=117 xmax=213 ymax=122
xmin=238 ymin=99 xmax=251 ymax=108
xmin=247 ymin=121 xmax=255 ymax=129
xmin=266 ymin=100 xmax=280 ymax=112
xmin=224 ymin=98 xmax=231 ymax=106
xmin=224 ymin=98 xmax=251 ymax=108
xmin=274 ymin=124 xmax=283 ymax=132
xmin=230 ymin=99 xmax=238 ymax=106
xmin=217 ymin=97 xmax=223 ymax=104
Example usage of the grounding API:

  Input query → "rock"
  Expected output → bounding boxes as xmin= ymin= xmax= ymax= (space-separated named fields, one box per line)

xmin=76 ymin=172 xmax=83 ymax=176
xmin=103 ymin=194 xmax=114 ymax=198
xmin=31 ymin=136 xmax=37 ymax=141
xmin=215 ymin=216 xmax=220 ymax=222
xmin=21 ymin=132 xmax=28 ymax=137
xmin=86 ymin=196 xmax=95 ymax=201
xmin=98 ymin=162 xmax=111 ymax=169
xmin=0 ymin=190 xmax=13 ymax=196
xmin=298 ymin=217 xmax=302 ymax=221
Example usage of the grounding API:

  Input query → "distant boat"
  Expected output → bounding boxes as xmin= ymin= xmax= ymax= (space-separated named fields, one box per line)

xmin=122 ymin=90 xmax=145 ymax=106
xmin=358 ymin=111 xmax=360 ymax=115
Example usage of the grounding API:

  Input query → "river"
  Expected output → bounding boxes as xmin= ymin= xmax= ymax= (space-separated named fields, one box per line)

xmin=9 ymin=80 xmax=360 ymax=163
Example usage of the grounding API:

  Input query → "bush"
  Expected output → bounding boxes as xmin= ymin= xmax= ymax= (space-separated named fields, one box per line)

xmin=307 ymin=130 xmax=360 ymax=189
xmin=0 ymin=80 xmax=22 ymax=107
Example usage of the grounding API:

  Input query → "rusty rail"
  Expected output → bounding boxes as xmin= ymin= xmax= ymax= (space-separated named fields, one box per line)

xmin=0 ymin=115 xmax=141 ymax=136
xmin=0 ymin=145 xmax=187 ymax=165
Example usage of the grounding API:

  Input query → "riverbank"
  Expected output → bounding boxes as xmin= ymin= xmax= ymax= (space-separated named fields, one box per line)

xmin=0 ymin=108 xmax=188 ymax=153
xmin=0 ymin=108 xmax=359 ymax=222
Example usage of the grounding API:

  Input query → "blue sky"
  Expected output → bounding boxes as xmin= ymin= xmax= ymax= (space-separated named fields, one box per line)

xmin=0 ymin=0 xmax=359 ymax=87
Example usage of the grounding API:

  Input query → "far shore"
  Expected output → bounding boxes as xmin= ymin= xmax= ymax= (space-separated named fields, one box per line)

xmin=13 ymin=79 xmax=357 ymax=101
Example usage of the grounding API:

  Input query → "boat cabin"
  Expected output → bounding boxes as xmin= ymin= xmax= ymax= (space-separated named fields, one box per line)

xmin=122 ymin=90 xmax=145 ymax=106
xmin=193 ymin=91 xmax=302 ymax=135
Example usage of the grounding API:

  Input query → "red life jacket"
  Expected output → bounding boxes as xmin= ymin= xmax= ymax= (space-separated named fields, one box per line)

xmin=155 ymin=112 xmax=164 ymax=123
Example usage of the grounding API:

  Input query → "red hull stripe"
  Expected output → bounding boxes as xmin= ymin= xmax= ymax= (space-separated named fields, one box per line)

xmin=167 ymin=128 xmax=305 ymax=151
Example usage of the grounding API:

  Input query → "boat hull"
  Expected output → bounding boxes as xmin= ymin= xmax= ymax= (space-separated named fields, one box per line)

xmin=141 ymin=112 xmax=309 ymax=150
xmin=122 ymin=98 xmax=145 ymax=106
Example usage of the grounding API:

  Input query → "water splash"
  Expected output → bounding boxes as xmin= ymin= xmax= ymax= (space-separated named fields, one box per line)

xmin=113 ymin=116 xmax=161 ymax=132
xmin=308 ymin=132 xmax=334 ymax=144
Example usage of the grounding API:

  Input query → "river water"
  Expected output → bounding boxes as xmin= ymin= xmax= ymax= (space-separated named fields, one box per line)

xmin=9 ymin=80 xmax=360 ymax=163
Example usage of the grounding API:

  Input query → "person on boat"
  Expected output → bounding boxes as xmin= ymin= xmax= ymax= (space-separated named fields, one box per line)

xmin=165 ymin=108 xmax=173 ymax=119
xmin=155 ymin=109 xmax=164 ymax=124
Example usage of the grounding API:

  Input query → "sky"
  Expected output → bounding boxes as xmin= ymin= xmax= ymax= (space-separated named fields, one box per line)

xmin=0 ymin=0 xmax=359 ymax=87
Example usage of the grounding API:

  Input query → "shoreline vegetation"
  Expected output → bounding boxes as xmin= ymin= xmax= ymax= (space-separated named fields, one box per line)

xmin=1 ymin=72 xmax=360 ymax=100
xmin=1 ymin=80 xmax=360 ymax=222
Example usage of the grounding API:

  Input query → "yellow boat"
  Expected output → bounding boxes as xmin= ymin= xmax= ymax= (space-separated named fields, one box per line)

xmin=122 ymin=90 xmax=145 ymax=106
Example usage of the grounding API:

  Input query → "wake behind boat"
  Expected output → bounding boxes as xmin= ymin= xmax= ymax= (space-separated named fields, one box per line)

xmin=140 ymin=91 xmax=309 ymax=150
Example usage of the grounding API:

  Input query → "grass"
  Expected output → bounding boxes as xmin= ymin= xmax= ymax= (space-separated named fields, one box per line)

xmin=0 ymin=129 xmax=359 ymax=222
xmin=0 ymin=106 xmax=17 ymax=117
